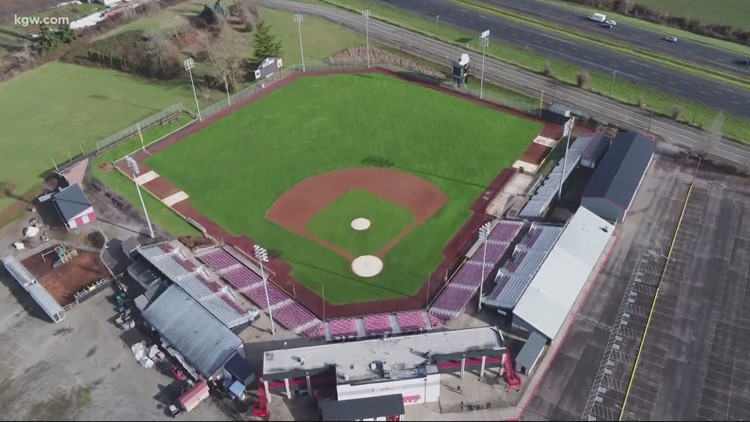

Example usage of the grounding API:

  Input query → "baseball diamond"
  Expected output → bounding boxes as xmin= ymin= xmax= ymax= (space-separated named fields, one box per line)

xmin=132 ymin=70 xmax=547 ymax=306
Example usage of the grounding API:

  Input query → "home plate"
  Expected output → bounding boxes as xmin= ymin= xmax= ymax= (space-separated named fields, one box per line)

xmin=351 ymin=255 xmax=383 ymax=277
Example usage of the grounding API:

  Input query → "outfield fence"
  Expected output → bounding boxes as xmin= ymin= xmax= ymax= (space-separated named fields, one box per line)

xmin=198 ymin=61 xmax=539 ymax=121
xmin=94 ymin=103 xmax=186 ymax=153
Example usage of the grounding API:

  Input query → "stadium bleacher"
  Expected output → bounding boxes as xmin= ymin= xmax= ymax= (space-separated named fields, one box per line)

xmin=363 ymin=314 xmax=393 ymax=335
xmin=329 ymin=318 xmax=359 ymax=338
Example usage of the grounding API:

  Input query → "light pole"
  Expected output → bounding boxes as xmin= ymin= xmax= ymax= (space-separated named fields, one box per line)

xmin=125 ymin=156 xmax=154 ymax=239
xmin=558 ymin=117 xmax=575 ymax=200
xmin=478 ymin=221 xmax=491 ymax=313
xmin=184 ymin=58 xmax=202 ymax=121
xmin=610 ymin=70 xmax=617 ymax=96
xmin=362 ymin=10 xmax=371 ymax=68
xmin=294 ymin=13 xmax=306 ymax=72
xmin=254 ymin=244 xmax=275 ymax=335
xmin=223 ymin=74 xmax=231 ymax=105
xmin=435 ymin=15 xmax=440 ymax=37
xmin=479 ymin=30 xmax=490 ymax=99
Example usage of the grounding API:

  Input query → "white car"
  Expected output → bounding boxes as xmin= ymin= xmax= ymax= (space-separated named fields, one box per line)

xmin=664 ymin=36 xmax=678 ymax=43
xmin=605 ymin=19 xmax=617 ymax=26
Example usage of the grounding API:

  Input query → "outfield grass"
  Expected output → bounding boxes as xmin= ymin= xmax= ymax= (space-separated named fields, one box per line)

xmin=0 ymin=62 xmax=223 ymax=211
xmin=90 ymin=116 xmax=201 ymax=237
xmin=144 ymin=73 xmax=541 ymax=303
xmin=635 ymin=0 xmax=750 ymax=31
xmin=307 ymin=190 xmax=415 ymax=256
xmin=314 ymin=0 xmax=750 ymax=145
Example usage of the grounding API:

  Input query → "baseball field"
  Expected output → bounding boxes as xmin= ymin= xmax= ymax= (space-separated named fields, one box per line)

xmin=144 ymin=72 xmax=542 ymax=304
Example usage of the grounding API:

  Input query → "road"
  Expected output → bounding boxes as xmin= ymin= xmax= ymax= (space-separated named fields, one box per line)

xmin=258 ymin=0 xmax=750 ymax=166
xmin=375 ymin=0 xmax=750 ymax=118
xmin=475 ymin=0 xmax=750 ymax=78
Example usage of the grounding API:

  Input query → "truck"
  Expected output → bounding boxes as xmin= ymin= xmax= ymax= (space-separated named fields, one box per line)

xmin=588 ymin=12 xmax=607 ymax=23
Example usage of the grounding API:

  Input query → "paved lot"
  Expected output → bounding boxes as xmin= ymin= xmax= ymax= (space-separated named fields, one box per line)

xmin=524 ymin=152 xmax=694 ymax=421
xmin=620 ymin=165 xmax=750 ymax=421
xmin=0 ymin=268 xmax=229 ymax=420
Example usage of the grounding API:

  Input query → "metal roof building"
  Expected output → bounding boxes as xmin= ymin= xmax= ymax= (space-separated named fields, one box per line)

xmin=519 ymin=136 xmax=590 ymax=219
xmin=513 ymin=207 xmax=614 ymax=340
xmin=142 ymin=285 xmax=243 ymax=379
xmin=514 ymin=331 xmax=546 ymax=375
xmin=580 ymin=132 xmax=611 ymax=169
xmin=581 ymin=132 xmax=655 ymax=222
xmin=52 ymin=184 xmax=96 ymax=230
xmin=135 ymin=241 xmax=258 ymax=329
xmin=1 ymin=255 xmax=66 ymax=323
xmin=483 ymin=223 xmax=564 ymax=310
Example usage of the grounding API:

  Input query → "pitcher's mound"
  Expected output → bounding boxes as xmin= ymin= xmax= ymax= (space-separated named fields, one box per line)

xmin=351 ymin=217 xmax=371 ymax=231
xmin=351 ymin=255 xmax=383 ymax=277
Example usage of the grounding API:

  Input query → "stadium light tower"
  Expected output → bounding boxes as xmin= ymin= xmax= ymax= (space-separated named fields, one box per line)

xmin=559 ymin=117 xmax=575 ymax=200
xmin=479 ymin=30 xmax=490 ymax=99
xmin=254 ymin=244 xmax=276 ymax=335
xmin=478 ymin=221 xmax=491 ymax=313
xmin=362 ymin=9 xmax=371 ymax=68
xmin=184 ymin=58 xmax=202 ymax=121
xmin=125 ymin=156 xmax=154 ymax=239
xmin=294 ymin=14 xmax=306 ymax=72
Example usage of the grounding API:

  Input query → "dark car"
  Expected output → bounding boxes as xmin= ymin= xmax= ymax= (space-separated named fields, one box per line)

xmin=601 ymin=23 xmax=614 ymax=29
xmin=735 ymin=58 xmax=750 ymax=66
xmin=663 ymin=36 xmax=678 ymax=43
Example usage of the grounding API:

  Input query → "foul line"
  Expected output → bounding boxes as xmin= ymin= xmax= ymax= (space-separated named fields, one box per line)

xmin=618 ymin=182 xmax=694 ymax=420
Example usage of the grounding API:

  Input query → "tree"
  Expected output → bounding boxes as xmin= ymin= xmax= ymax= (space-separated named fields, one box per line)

xmin=200 ymin=30 xmax=245 ymax=92
xmin=576 ymin=70 xmax=590 ymax=88
xmin=57 ymin=23 xmax=76 ymax=43
xmin=214 ymin=0 xmax=231 ymax=18
xmin=697 ymin=110 xmax=725 ymax=158
xmin=252 ymin=21 xmax=281 ymax=65
xmin=144 ymin=32 xmax=182 ymax=79
xmin=37 ymin=25 xmax=58 ymax=54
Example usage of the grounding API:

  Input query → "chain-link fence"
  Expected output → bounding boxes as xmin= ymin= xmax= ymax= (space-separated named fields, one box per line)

xmin=197 ymin=61 xmax=539 ymax=123
xmin=94 ymin=103 xmax=186 ymax=153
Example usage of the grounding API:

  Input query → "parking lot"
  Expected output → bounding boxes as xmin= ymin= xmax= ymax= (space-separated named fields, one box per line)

xmin=620 ymin=165 xmax=750 ymax=421
xmin=523 ymin=152 xmax=695 ymax=421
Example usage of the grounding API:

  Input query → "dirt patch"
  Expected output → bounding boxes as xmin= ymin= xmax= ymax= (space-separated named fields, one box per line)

xmin=178 ymin=235 xmax=214 ymax=249
xmin=326 ymin=47 xmax=447 ymax=80
xmin=21 ymin=246 xmax=109 ymax=306
xmin=267 ymin=168 xmax=448 ymax=260
xmin=98 ymin=162 xmax=115 ymax=172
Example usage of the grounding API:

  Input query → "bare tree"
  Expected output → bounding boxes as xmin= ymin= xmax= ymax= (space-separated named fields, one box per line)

xmin=144 ymin=31 xmax=181 ymax=78
xmin=202 ymin=31 xmax=244 ymax=92
xmin=697 ymin=110 xmax=725 ymax=158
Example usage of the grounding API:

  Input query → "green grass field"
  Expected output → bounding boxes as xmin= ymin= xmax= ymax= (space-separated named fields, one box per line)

xmin=144 ymin=73 xmax=541 ymax=303
xmin=0 ymin=62 xmax=223 ymax=211
xmin=635 ymin=0 xmax=750 ymax=31
xmin=308 ymin=190 xmax=415 ymax=256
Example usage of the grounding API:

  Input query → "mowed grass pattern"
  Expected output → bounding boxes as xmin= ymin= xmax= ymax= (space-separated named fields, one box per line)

xmin=635 ymin=0 xmax=750 ymax=30
xmin=145 ymin=73 xmax=541 ymax=303
xmin=0 ymin=62 xmax=211 ymax=210
xmin=307 ymin=189 xmax=416 ymax=256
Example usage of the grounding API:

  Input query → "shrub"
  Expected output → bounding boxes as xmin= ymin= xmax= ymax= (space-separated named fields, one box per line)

xmin=671 ymin=105 xmax=684 ymax=120
xmin=576 ymin=70 xmax=590 ymax=88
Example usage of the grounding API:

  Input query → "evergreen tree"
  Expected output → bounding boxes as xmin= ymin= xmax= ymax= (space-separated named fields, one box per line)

xmin=38 ymin=25 xmax=58 ymax=54
xmin=57 ymin=23 xmax=76 ymax=43
xmin=252 ymin=21 xmax=281 ymax=65
xmin=214 ymin=0 xmax=230 ymax=18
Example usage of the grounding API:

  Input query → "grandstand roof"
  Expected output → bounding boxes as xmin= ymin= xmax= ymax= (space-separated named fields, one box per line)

xmin=263 ymin=326 xmax=505 ymax=383
xmin=484 ymin=223 xmax=563 ymax=310
xmin=52 ymin=184 xmax=92 ymax=221
xmin=136 ymin=241 xmax=256 ymax=328
xmin=519 ymin=136 xmax=590 ymax=218
xmin=580 ymin=132 xmax=610 ymax=165
xmin=142 ymin=285 xmax=242 ymax=378
xmin=513 ymin=207 xmax=614 ymax=340
xmin=582 ymin=132 xmax=655 ymax=209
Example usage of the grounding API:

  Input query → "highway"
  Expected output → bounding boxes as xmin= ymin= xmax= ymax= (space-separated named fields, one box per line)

xmin=475 ymin=0 xmax=750 ymax=78
xmin=376 ymin=0 xmax=750 ymax=118
xmin=259 ymin=0 xmax=750 ymax=166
